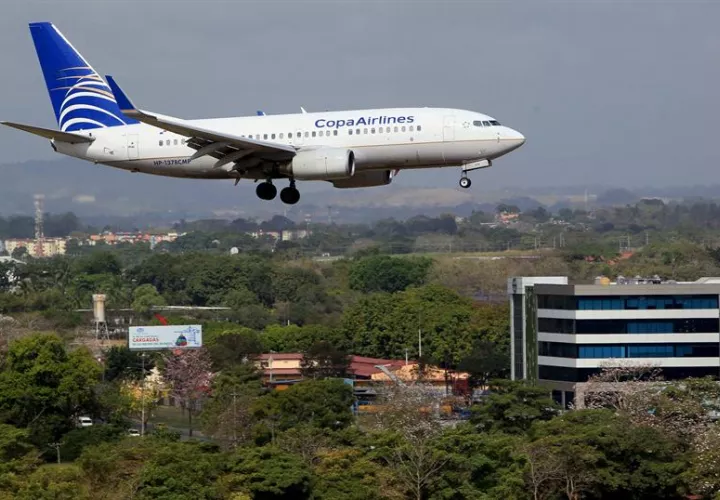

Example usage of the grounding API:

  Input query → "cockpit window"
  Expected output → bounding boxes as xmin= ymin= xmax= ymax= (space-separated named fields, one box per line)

xmin=474 ymin=120 xmax=502 ymax=127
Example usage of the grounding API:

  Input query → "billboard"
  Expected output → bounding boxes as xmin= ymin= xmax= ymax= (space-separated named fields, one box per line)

xmin=128 ymin=325 xmax=203 ymax=351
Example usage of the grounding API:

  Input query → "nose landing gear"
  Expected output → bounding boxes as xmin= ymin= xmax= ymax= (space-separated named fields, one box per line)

xmin=458 ymin=159 xmax=492 ymax=189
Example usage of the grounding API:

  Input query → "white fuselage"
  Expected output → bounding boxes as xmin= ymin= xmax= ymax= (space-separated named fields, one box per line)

xmin=53 ymin=107 xmax=525 ymax=181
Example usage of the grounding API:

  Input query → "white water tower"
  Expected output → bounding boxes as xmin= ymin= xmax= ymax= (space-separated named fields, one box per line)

xmin=92 ymin=294 xmax=109 ymax=341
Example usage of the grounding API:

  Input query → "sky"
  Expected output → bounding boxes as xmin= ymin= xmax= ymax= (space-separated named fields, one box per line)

xmin=0 ymin=0 xmax=719 ymax=190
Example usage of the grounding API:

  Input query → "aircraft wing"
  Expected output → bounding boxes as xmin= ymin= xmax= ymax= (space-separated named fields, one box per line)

xmin=105 ymin=76 xmax=296 ymax=166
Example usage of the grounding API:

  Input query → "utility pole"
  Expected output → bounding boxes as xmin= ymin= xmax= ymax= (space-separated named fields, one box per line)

xmin=140 ymin=353 xmax=146 ymax=437
xmin=232 ymin=388 xmax=238 ymax=448
xmin=418 ymin=328 xmax=422 ymax=358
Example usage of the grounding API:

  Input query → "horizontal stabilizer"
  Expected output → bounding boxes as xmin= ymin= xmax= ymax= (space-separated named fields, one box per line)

xmin=1 ymin=121 xmax=95 ymax=144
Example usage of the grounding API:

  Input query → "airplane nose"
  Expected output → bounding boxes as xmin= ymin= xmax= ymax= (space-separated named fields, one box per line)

xmin=502 ymin=127 xmax=526 ymax=151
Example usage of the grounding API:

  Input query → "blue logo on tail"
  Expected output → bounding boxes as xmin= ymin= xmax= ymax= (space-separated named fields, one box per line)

xmin=29 ymin=22 xmax=138 ymax=132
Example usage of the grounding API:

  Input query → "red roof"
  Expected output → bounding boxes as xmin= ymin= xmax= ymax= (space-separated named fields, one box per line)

xmin=258 ymin=353 xmax=303 ymax=361
xmin=255 ymin=353 xmax=406 ymax=379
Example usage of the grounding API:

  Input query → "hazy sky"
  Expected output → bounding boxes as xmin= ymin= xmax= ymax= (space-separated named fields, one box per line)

xmin=0 ymin=0 xmax=718 ymax=189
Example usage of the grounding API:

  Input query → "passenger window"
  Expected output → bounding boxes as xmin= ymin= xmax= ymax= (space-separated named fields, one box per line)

xmin=333 ymin=130 xmax=338 ymax=136
xmin=401 ymin=126 xmax=406 ymax=132
xmin=280 ymin=133 xmax=284 ymax=139
xmin=409 ymin=126 xmax=414 ymax=132
xmin=349 ymin=129 xmax=353 ymax=135
xmin=174 ymin=139 xmax=179 ymax=145
xmin=305 ymin=131 xmax=309 ymax=138
xmin=166 ymin=140 xmax=170 ymax=145
xmin=158 ymin=140 xmax=163 ymax=146
xmin=417 ymin=125 xmax=422 ymax=131
xmin=394 ymin=126 xmax=398 ymax=132
xmin=312 ymin=131 xmax=316 ymax=137
xmin=356 ymin=129 xmax=360 ymax=135
xmin=271 ymin=133 xmax=276 ymax=139
xmin=364 ymin=128 xmax=368 ymax=134
xmin=263 ymin=134 xmax=268 ymax=139
xmin=386 ymin=127 xmax=391 ymax=133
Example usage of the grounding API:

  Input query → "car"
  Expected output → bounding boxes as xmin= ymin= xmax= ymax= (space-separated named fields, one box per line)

xmin=127 ymin=429 xmax=141 ymax=437
xmin=76 ymin=416 xmax=93 ymax=428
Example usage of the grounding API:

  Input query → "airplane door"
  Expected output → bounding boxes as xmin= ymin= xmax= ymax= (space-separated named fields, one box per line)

xmin=443 ymin=116 xmax=455 ymax=141
xmin=126 ymin=134 xmax=139 ymax=159
xmin=294 ymin=129 xmax=304 ymax=146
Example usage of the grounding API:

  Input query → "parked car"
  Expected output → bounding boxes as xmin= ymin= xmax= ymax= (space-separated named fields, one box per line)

xmin=76 ymin=416 xmax=93 ymax=428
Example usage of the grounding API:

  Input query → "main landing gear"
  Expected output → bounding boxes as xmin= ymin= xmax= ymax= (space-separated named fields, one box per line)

xmin=256 ymin=181 xmax=277 ymax=200
xmin=280 ymin=180 xmax=300 ymax=205
xmin=459 ymin=176 xmax=472 ymax=189
xmin=255 ymin=179 xmax=300 ymax=205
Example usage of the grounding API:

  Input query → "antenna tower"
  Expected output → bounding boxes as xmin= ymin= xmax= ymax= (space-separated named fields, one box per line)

xmin=34 ymin=194 xmax=45 ymax=257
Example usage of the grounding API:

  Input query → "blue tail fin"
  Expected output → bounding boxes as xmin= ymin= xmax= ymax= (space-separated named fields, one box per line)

xmin=29 ymin=22 xmax=138 ymax=132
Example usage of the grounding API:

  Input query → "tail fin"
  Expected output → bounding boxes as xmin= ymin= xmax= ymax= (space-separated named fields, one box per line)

xmin=28 ymin=22 xmax=138 ymax=132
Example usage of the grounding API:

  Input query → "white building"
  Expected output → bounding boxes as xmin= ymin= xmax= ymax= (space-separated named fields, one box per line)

xmin=509 ymin=276 xmax=720 ymax=408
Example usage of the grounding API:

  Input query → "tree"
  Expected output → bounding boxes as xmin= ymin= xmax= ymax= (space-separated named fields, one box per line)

xmin=580 ymin=365 xmax=720 ymax=441
xmin=528 ymin=409 xmax=687 ymax=500
xmin=470 ymin=380 xmax=559 ymax=434
xmin=300 ymin=341 xmax=350 ymax=380
xmin=253 ymin=379 xmax=354 ymax=442
xmin=103 ymin=346 xmax=155 ymax=382
xmin=120 ymin=379 xmax=160 ymax=432
xmin=220 ymin=446 xmax=312 ymax=499
xmin=348 ymin=255 xmax=432 ymax=293
xmin=201 ymin=365 xmax=263 ymax=449
xmin=457 ymin=340 xmax=508 ymax=391
xmin=371 ymin=385 xmax=448 ymax=500
xmin=11 ymin=246 xmax=28 ymax=261
xmin=162 ymin=349 xmax=213 ymax=437
xmin=206 ymin=329 xmax=263 ymax=371
xmin=0 ymin=334 xmax=101 ymax=449
xmin=131 ymin=284 xmax=166 ymax=314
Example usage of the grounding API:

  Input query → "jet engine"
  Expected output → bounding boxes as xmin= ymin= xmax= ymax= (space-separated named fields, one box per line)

xmin=331 ymin=170 xmax=393 ymax=189
xmin=286 ymin=148 xmax=355 ymax=180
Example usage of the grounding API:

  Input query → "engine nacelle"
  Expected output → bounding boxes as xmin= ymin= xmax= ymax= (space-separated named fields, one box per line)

xmin=287 ymin=148 xmax=355 ymax=180
xmin=331 ymin=170 xmax=393 ymax=189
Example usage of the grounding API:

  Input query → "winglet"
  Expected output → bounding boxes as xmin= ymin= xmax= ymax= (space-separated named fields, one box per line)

xmin=300 ymin=107 xmax=307 ymax=114
xmin=256 ymin=110 xmax=266 ymax=116
xmin=105 ymin=75 xmax=137 ymax=114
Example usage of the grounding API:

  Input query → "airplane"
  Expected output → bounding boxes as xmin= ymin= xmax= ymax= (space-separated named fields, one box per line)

xmin=2 ymin=22 xmax=526 ymax=205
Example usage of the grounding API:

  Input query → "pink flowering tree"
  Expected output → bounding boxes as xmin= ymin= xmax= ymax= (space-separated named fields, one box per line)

xmin=162 ymin=348 xmax=213 ymax=437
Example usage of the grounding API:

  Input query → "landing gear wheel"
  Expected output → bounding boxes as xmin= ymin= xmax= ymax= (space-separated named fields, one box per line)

xmin=280 ymin=187 xmax=300 ymax=205
xmin=459 ymin=177 xmax=472 ymax=189
xmin=256 ymin=182 xmax=277 ymax=200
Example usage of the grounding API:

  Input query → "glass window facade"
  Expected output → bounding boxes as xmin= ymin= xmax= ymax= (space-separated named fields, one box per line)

xmin=576 ymin=318 xmax=718 ymax=334
xmin=539 ymin=341 xmax=720 ymax=359
xmin=538 ymin=318 xmax=575 ymax=333
xmin=538 ymin=294 xmax=719 ymax=311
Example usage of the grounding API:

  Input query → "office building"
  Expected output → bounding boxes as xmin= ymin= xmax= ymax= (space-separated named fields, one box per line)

xmin=509 ymin=275 xmax=720 ymax=408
